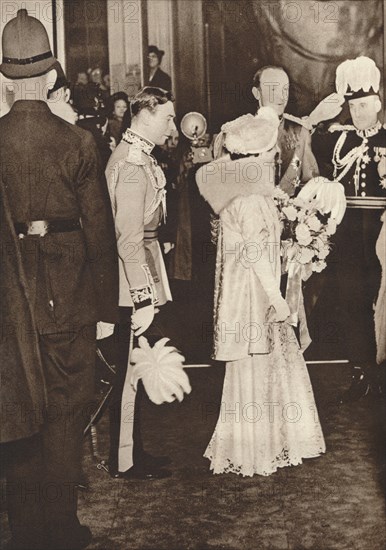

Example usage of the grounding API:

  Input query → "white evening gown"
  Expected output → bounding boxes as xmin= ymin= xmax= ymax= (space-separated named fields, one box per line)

xmin=204 ymin=322 xmax=326 ymax=477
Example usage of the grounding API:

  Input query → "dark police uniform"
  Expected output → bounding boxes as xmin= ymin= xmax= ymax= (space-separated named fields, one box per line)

xmin=0 ymin=177 xmax=46 ymax=445
xmin=0 ymin=100 xmax=119 ymax=548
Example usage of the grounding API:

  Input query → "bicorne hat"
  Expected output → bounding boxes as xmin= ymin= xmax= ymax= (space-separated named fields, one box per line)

xmin=0 ymin=9 xmax=56 ymax=79
xmin=335 ymin=56 xmax=380 ymax=100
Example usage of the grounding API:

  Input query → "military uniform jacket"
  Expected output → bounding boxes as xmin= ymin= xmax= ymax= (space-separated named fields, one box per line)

xmin=105 ymin=128 xmax=172 ymax=308
xmin=0 ymin=100 xmax=119 ymax=333
xmin=277 ymin=116 xmax=319 ymax=195
xmin=312 ymin=121 xmax=386 ymax=201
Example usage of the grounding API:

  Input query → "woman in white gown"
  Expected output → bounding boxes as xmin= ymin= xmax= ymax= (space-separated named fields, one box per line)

xmin=196 ymin=108 xmax=326 ymax=477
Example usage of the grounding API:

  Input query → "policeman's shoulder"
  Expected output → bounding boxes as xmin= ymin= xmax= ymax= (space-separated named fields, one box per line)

xmin=65 ymin=120 xmax=99 ymax=146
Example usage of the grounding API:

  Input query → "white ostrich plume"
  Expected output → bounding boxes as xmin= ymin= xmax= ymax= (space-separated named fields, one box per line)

xmin=335 ymin=56 xmax=380 ymax=96
xmin=298 ymin=177 xmax=346 ymax=224
xmin=130 ymin=337 xmax=191 ymax=405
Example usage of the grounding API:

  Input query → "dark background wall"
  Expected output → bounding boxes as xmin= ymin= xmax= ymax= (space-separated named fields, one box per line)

xmin=63 ymin=0 xmax=109 ymax=82
xmin=198 ymin=0 xmax=384 ymax=131
xmin=61 ymin=0 xmax=384 ymax=131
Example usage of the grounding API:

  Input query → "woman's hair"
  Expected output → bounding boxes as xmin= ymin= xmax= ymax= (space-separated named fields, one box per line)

xmin=130 ymin=86 xmax=174 ymax=118
xmin=107 ymin=91 xmax=129 ymax=117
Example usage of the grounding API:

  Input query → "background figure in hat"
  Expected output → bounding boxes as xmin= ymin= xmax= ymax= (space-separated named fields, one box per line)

xmin=312 ymin=56 xmax=386 ymax=403
xmin=196 ymin=107 xmax=325 ymax=477
xmin=146 ymin=45 xmax=172 ymax=91
xmin=0 ymin=9 xmax=118 ymax=549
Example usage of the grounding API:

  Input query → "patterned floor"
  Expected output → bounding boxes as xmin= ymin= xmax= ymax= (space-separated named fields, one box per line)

xmin=70 ymin=363 xmax=385 ymax=550
xmin=1 ymin=363 xmax=385 ymax=549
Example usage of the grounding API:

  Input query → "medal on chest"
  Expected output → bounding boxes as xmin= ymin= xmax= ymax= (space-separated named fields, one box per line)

xmin=333 ymin=132 xmax=372 ymax=195
xmin=374 ymin=147 xmax=386 ymax=189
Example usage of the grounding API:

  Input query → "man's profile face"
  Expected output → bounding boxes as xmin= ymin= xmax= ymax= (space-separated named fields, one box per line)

xmin=348 ymin=95 xmax=380 ymax=131
xmin=148 ymin=101 xmax=176 ymax=145
xmin=255 ymin=68 xmax=289 ymax=116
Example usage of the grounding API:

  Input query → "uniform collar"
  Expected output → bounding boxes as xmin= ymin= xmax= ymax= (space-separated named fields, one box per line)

xmin=356 ymin=120 xmax=382 ymax=138
xmin=11 ymin=100 xmax=51 ymax=113
xmin=122 ymin=128 xmax=154 ymax=155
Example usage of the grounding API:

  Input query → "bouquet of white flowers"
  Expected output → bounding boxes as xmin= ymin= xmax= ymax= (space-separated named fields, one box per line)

xmin=273 ymin=188 xmax=338 ymax=278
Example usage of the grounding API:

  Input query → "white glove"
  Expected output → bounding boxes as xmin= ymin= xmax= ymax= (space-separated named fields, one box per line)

xmin=163 ymin=242 xmax=175 ymax=255
xmin=269 ymin=295 xmax=291 ymax=322
xmin=307 ymin=93 xmax=345 ymax=127
xmin=298 ymin=177 xmax=346 ymax=224
xmin=96 ymin=321 xmax=115 ymax=340
xmin=131 ymin=304 xmax=155 ymax=336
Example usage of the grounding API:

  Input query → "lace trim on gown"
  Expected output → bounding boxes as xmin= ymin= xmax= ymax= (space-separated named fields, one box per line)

xmin=204 ymin=323 xmax=326 ymax=477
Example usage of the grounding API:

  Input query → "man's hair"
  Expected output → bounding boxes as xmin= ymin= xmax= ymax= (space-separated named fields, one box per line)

xmin=252 ymin=65 xmax=287 ymax=89
xmin=130 ymin=86 xmax=174 ymax=118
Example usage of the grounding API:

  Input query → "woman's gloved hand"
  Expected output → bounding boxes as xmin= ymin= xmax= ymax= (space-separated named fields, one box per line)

xmin=269 ymin=295 xmax=291 ymax=322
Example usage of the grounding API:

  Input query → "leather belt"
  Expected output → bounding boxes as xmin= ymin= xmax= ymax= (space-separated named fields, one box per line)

xmin=14 ymin=218 xmax=82 ymax=237
xmin=144 ymin=229 xmax=159 ymax=240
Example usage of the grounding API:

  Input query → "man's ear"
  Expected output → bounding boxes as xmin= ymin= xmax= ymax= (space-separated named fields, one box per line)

xmin=374 ymin=96 xmax=382 ymax=114
xmin=64 ymin=88 xmax=71 ymax=103
xmin=252 ymin=86 xmax=260 ymax=102
xmin=141 ymin=108 xmax=152 ymax=126
xmin=45 ymin=69 xmax=57 ymax=91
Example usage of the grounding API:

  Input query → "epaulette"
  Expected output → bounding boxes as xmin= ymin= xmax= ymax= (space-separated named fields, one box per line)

xmin=283 ymin=113 xmax=311 ymax=130
xmin=328 ymin=123 xmax=355 ymax=133
xmin=125 ymin=144 xmax=146 ymax=166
